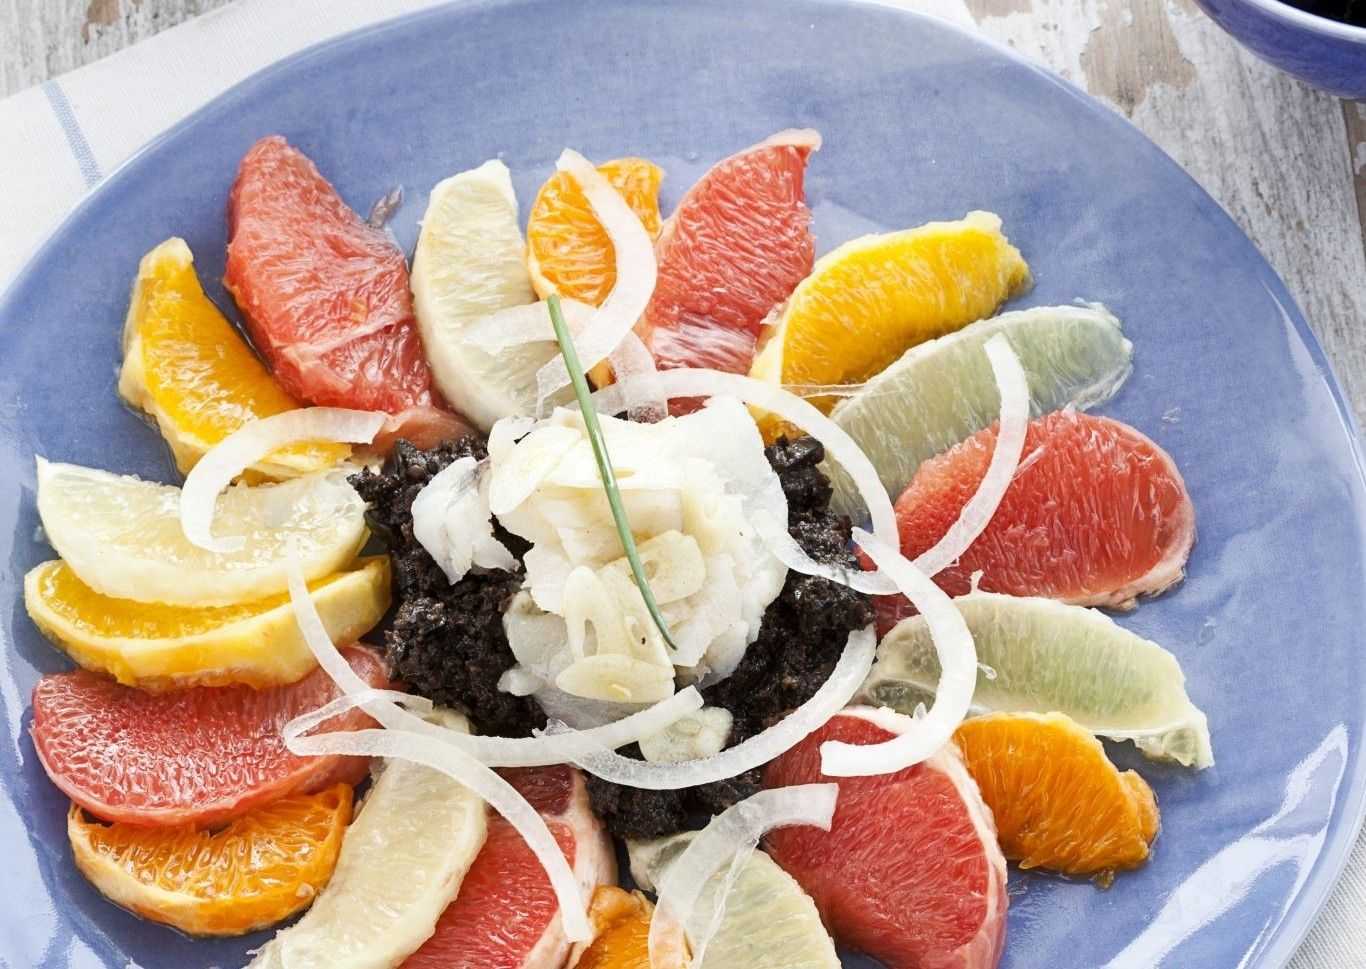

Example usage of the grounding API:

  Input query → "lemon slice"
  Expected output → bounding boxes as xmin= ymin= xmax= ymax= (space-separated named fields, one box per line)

xmin=825 ymin=304 xmax=1132 ymax=514
xmin=861 ymin=591 xmax=1213 ymax=768
xmin=25 ymin=557 xmax=389 ymax=689
xmin=36 ymin=460 xmax=367 ymax=607
xmin=118 ymin=238 xmax=348 ymax=480
xmin=751 ymin=211 xmax=1030 ymax=420
xmin=630 ymin=835 xmax=839 ymax=969
xmin=249 ymin=709 xmax=488 ymax=969
xmin=412 ymin=160 xmax=557 ymax=431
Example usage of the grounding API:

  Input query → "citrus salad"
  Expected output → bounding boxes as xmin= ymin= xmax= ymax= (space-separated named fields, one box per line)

xmin=22 ymin=130 xmax=1212 ymax=969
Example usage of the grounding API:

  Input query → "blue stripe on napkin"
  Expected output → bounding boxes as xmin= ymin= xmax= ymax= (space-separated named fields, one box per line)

xmin=41 ymin=81 xmax=102 ymax=187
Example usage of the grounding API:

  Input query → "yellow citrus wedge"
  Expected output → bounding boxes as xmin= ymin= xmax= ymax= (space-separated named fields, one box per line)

xmin=527 ymin=157 xmax=664 ymax=305
xmin=25 ymin=556 xmax=389 ymax=689
xmin=750 ymin=211 xmax=1031 ymax=423
xmin=69 ymin=784 xmax=353 ymax=937
xmin=36 ymin=460 xmax=368 ymax=607
xmin=118 ymin=237 xmax=349 ymax=479
xmin=954 ymin=712 xmax=1160 ymax=878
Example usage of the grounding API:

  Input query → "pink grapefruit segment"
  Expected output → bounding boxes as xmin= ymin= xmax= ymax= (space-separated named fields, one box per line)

xmin=877 ymin=409 xmax=1195 ymax=631
xmin=31 ymin=645 xmax=388 ymax=828
xmin=400 ymin=765 xmax=615 ymax=969
xmin=640 ymin=130 xmax=819 ymax=377
xmin=764 ymin=709 xmax=1007 ymax=969
xmin=225 ymin=136 xmax=468 ymax=448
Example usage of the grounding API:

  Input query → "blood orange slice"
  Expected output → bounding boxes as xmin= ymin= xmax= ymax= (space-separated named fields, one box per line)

xmin=32 ymin=645 xmax=387 ymax=828
xmin=225 ymin=136 xmax=466 ymax=447
xmin=764 ymin=708 xmax=1007 ymax=969
xmin=639 ymin=130 xmax=818 ymax=376
xmin=878 ymin=409 xmax=1195 ymax=630
xmin=401 ymin=764 xmax=615 ymax=969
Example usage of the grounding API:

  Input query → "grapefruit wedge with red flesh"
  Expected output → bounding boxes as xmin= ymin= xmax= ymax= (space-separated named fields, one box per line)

xmin=877 ymin=409 xmax=1195 ymax=632
xmin=32 ymin=645 xmax=387 ymax=828
xmin=639 ymin=130 xmax=818 ymax=377
xmin=225 ymin=136 xmax=467 ymax=448
xmin=400 ymin=765 xmax=615 ymax=969
xmin=764 ymin=708 xmax=1007 ymax=969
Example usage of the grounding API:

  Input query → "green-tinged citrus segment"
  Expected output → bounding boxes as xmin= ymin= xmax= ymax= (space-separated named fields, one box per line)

xmin=630 ymin=834 xmax=840 ymax=969
xmin=827 ymin=303 xmax=1132 ymax=516
xmin=35 ymin=461 xmax=367 ymax=607
xmin=862 ymin=591 xmax=1213 ymax=767
xmin=25 ymin=557 xmax=390 ymax=689
xmin=412 ymin=160 xmax=559 ymax=431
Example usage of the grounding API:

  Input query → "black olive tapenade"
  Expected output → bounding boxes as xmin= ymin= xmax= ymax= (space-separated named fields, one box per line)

xmin=350 ymin=435 xmax=872 ymax=839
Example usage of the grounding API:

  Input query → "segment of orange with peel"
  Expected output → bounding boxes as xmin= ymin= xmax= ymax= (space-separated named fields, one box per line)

xmin=119 ymin=237 xmax=348 ymax=479
xmin=750 ymin=211 xmax=1030 ymax=431
xmin=527 ymin=157 xmax=664 ymax=305
xmin=68 ymin=783 xmax=353 ymax=936
xmin=953 ymin=711 xmax=1160 ymax=878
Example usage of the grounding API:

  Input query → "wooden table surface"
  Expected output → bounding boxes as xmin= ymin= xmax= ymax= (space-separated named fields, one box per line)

xmin=2 ymin=0 xmax=1365 ymax=965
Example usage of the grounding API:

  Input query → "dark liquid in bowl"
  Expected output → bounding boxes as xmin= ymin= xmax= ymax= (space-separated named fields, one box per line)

xmin=1279 ymin=0 xmax=1366 ymax=26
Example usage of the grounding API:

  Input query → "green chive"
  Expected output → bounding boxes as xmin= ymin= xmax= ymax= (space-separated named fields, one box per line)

xmin=546 ymin=294 xmax=680 ymax=653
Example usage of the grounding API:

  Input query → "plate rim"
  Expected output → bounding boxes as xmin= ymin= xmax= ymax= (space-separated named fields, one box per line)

xmin=1 ymin=1 xmax=1364 ymax=966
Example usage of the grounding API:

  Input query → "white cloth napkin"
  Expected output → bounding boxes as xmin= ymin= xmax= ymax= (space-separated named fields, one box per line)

xmin=0 ymin=1 xmax=1360 ymax=966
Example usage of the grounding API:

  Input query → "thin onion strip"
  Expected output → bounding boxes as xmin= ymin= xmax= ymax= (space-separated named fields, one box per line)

xmin=181 ymin=408 xmax=384 ymax=553
xmin=536 ymin=149 xmax=657 ymax=406
xmin=560 ymin=626 xmax=875 ymax=789
xmin=648 ymin=785 xmax=839 ymax=968
xmin=819 ymin=529 xmax=977 ymax=776
xmin=911 ymin=334 xmax=1028 ymax=577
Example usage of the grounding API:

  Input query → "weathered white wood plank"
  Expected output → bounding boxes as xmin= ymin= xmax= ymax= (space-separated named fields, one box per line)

xmin=0 ymin=0 xmax=231 ymax=98
xmin=968 ymin=0 xmax=1366 ymax=417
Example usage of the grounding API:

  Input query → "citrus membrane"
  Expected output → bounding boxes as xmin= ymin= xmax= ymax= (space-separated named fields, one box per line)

xmin=826 ymin=303 xmax=1132 ymax=516
xmin=862 ymin=591 xmax=1213 ymax=767
xmin=35 ymin=460 xmax=367 ymax=606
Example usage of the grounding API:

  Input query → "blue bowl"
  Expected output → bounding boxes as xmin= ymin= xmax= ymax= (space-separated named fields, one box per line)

xmin=1193 ymin=0 xmax=1366 ymax=98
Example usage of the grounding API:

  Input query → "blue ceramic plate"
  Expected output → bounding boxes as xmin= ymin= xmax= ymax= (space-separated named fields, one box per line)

xmin=1 ymin=1 xmax=1363 ymax=966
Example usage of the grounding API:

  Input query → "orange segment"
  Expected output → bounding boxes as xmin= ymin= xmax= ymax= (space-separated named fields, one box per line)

xmin=750 ymin=211 xmax=1030 ymax=419
xmin=119 ymin=237 xmax=349 ymax=479
xmin=526 ymin=158 xmax=664 ymax=306
xmin=68 ymin=784 xmax=353 ymax=936
xmin=574 ymin=887 xmax=676 ymax=969
xmin=953 ymin=712 xmax=1159 ymax=877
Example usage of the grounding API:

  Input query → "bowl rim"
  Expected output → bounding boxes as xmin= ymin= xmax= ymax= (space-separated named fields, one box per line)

xmin=1237 ymin=0 xmax=1366 ymax=41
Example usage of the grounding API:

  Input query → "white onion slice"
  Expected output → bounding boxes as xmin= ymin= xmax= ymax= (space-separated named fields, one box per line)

xmin=286 ymin=725 xmax=593 ymax=943
xmin=819 ymin=529 xmax=977 ymax=777
xmin=648 ymin=785 xmax=839 ymax=969
xmin=282 ymin=688 xmax=432 ymax=742
xmin=911 ymin=334 xmax=1028 ymax=577
xmin=560 ymin=625 xmax=875 ymax=789
xmin=181 ymin=408 xmax=384 ymax=553
xmin=535 ymin=149 xmax=657 ymax=406
xmin=606 ymin=331 xmax=667 ymax=422
xmin=592 ymin=370 xmax=899 ymax=595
